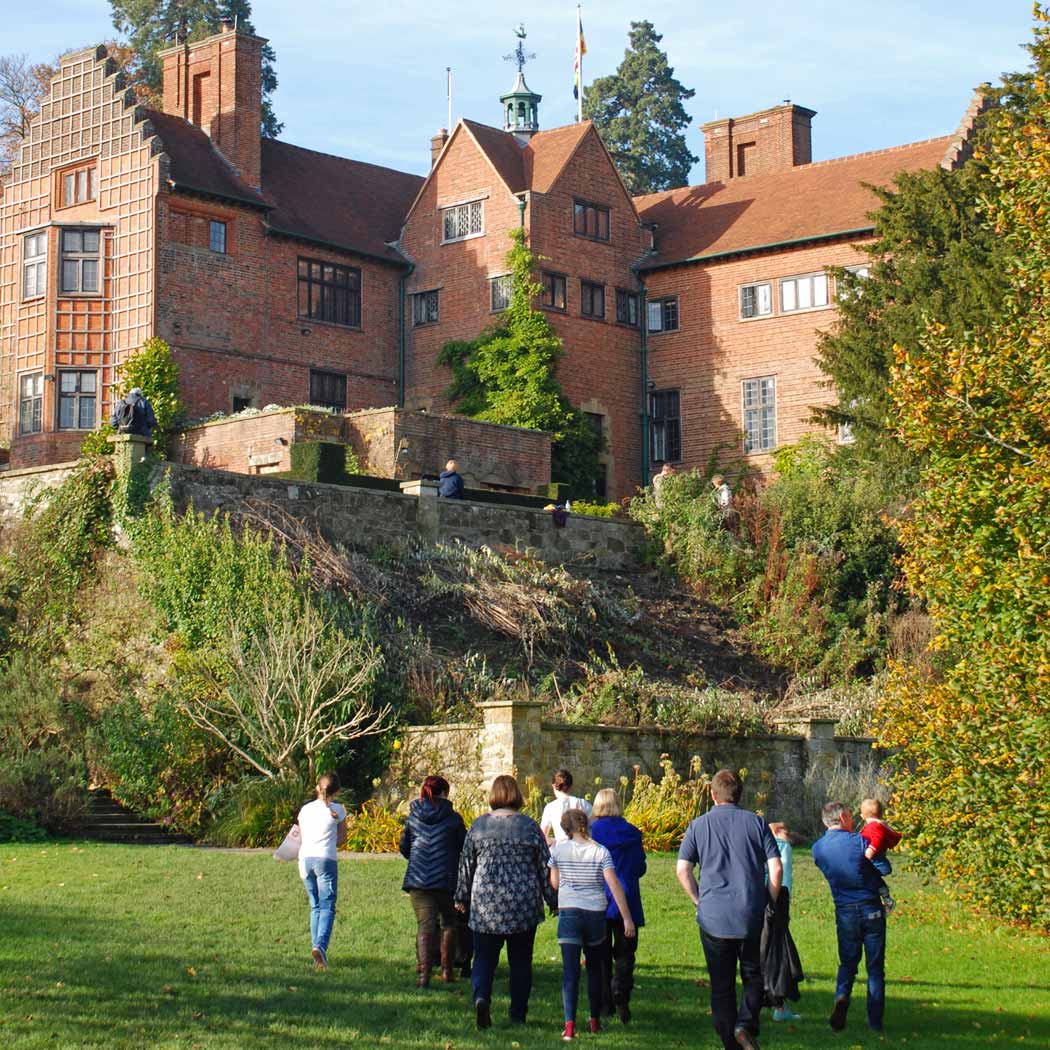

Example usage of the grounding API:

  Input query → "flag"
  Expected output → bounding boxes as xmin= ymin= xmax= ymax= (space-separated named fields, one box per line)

xmin=573 ymin=11 xmax=586 ymax=101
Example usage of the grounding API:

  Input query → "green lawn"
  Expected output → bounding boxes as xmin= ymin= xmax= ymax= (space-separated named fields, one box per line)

xmin=0 ymin=843 xmax=1047 ymax=1049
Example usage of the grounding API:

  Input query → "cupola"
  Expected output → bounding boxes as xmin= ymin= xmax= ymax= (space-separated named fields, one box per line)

xmin=501 ymin=25 xmax=541 ymax=143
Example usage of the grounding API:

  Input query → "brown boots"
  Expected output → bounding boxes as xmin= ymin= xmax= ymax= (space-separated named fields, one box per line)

xmin=440 ymin=926 xmax=458 ymax=983
xmin=416 ymin=931 xmax=434 ymax=988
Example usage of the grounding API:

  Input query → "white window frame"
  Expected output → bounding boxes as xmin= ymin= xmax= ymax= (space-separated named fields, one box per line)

xmin=780 ymin=272 xmax=829 ymax=313
xmin=742 ymin=375 xmax=777 ymax=454
xmin=739 ymin=281 xmax=773 ymax=320
xmin=412 ymin=289 xmax=440 ymax=326
xmin=441 ymin=199 xmax=484 ymax=244
xmin=57 ymin=369 xmax=98 ymax=431
xmin=490 ymin=274 xmax=512 ymax=312
xmin=18 ymin=372 xmax=44 ymax=435
xmin=209 ymin=220 xmax=227 ymax=254
xmin=59 ymin=228 xmax=101 ymax=295
xmin=22 ymin=231 xmax=47 ymax=300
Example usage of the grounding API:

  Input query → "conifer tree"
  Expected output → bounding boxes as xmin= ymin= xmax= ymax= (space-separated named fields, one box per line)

xmin=109 ymin=0 xmax=281 ymax=136
xmin=583 ymin=21 xmax=697 ymax=194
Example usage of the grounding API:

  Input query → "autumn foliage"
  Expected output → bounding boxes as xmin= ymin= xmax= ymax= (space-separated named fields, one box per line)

xmin=876 ymin=6 xmax=1050 ymax=928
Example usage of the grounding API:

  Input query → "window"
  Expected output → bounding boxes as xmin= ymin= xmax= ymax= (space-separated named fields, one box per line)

xmin=57 ymin=370 xmax=97 ymax=430
xmin=541 ymin=271 xmax=567 ymax=311
xmin=650 ymin=390 xmax=681 ymax=463
xmin=615 ymin=289 xmax=639 ymax=327
xmin=490 ymin=274 xmax=512 ymax=312
xmin=647 ymin=296 xmax=679 ymax=333
xmin=231 ymin=396 xmax=253 ymax=413
xmin=837 ymin=264 xmax=870 ymax=301
xmin=297 ymin=258 xmax=361 ymax=328
xmin=740 ymin=281 xmax=773 ymax=319
xmin=441 ymin=199 xmax=484 ymax=242
xmin=742 ymin=376 xmax=777 ymax=453
xmin=580 ymin=280 xmax=605 ymax=319
xmin=838 ymin=398 xmax=858 ymax=445
xmin=412 ymin=289 xmax=440 ymax=326
xmin=60 ymin=164 xmax=95 ymax=208
xmin=60 ymin=228 xmax=100 ymax=294
xmin=209 ymin=220 xmax=227 ymax=254
xmin=780 ymin=272 xmax=829 ymax=312
xmin=309 ymin=369 xmax=347 ymax=412
xmin=22 ymin=232 xmax=47 ymax=300
xmin=573 ymin=200 xmax=610 ymax=241
xmin=18 ymin=373 xmax=43 ymax=435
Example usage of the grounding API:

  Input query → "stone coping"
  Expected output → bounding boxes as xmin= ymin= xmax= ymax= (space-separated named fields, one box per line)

xmin=346 ymin=404 xmax=553 ymax=438
xmin=444 ymin=498 xmax=641 ymax=530
xmin=540 ymin=720 xmax=807 ymax=742
xmin=401 ymin=722 xmax=481 ymax=734
xmin=0 ymin=459 xmax=80 ymax=480
xmin=176 ymin=406 xmax=301 ymax=432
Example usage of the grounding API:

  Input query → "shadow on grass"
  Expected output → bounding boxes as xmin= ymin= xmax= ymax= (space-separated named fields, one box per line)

xmin=1 ymin=900 xmax=1048 ymax=1050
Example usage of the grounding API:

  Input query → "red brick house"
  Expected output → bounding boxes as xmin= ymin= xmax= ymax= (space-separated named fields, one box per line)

xmin=0 ymin=23 xmax=974 ymax=493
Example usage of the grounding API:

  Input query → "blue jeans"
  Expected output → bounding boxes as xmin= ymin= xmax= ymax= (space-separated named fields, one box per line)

xmin=834 ymin=902 xmax=886 ymax=1030
xmin=301 ymin=857 xmax=338 ymax=953
xmin=471 ymin=927 xmax=536 ymax=1021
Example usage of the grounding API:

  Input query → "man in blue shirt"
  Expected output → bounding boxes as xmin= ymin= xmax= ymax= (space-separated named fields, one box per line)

xmin=677 ymin=769 xmax=782 ymax=1050
xmin=811 ymin=801 xmax=887 ymax=1034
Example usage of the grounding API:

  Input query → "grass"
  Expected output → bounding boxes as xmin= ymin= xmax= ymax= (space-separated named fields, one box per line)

xmin=0 ymin=843 xmax=1047 ymax=1049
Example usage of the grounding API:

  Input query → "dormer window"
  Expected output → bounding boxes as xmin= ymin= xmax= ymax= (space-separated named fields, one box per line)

xmin=59 ymin=163 xmax=96 ymax=208
xmin=442 ymin=200 xmax=484 ymax=243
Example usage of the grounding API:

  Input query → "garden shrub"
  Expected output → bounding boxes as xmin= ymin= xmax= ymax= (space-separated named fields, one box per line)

xmin=620 ymin=756 xmax=713 ymax=852
xmin=0 ymin=811 xmax=48 ymax=843
xmin=288 ymin=441 xmax=361 ymax=484
xmin=570 ymin=500 xmax=622 ymax=519
xmin=208 ymin=773 xmax=312 ymax=848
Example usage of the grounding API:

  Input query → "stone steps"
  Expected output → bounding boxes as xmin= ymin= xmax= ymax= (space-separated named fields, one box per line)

xmin=78 ymin=789 xmax=189 ymax=845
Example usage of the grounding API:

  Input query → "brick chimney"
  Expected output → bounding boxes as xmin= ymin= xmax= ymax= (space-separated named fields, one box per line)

xmin=430 ymin=128 xmax=449 ymax=168
xmin=702 ymin=102 xmax=816 ymax=183
xmin=159 ymin=22 xmax=265 ymax=189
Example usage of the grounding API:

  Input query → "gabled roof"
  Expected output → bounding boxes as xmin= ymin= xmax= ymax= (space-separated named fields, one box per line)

xmin=145 ymin=109 xmax=268 ymax=209
xmin=261 ymin=140 xmax=423 ymax=264
xmin=634 ymin=136 xmax=953 ymax=269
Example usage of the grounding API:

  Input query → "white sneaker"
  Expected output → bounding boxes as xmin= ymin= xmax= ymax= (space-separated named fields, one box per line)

xmin=311 ymin=946 xmax=328 ymax=970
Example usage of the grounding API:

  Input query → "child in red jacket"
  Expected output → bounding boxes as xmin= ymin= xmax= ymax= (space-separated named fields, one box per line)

xmin=859 ymin=798 xmax=902 ymax=912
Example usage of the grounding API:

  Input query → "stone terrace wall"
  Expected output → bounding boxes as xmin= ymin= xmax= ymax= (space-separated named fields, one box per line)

xmin=0 ymin=460 xmax=79 ymax=521
xmin=166 ymin=465 xmax=641 ymax=569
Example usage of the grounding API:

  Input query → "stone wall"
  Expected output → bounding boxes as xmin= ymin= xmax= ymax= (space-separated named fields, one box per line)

xmin=166 ymin=465 xmax=641 ymax=569
xmin=0 ymin=460 xmax=79 ymax=521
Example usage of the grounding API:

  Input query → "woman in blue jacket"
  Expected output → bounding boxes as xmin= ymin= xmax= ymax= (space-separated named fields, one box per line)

xmin=590 ymin=788 xmax=647 ymax=1023
xmin=399 ymin=775 xmax=467 ymax=987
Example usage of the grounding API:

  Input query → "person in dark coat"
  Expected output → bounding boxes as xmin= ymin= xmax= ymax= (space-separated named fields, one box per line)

xmin=399 ymin=775 xmax=467 ymax=987
xmin=109 ymin=386 xmax=158 ymax=438
xmin=590 ymin=789 xmax=647 ymax=1024
xmin=437 ymin=459 xmax=465 ymax=499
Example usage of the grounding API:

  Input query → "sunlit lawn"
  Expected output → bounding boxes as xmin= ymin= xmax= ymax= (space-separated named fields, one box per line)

xmin=0 ymin=843 xmax=1047 ymax=1048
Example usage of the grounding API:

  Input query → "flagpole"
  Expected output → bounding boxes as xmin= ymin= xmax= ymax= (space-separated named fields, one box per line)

xmin=576 ymin=5 xmax=583 ymax=122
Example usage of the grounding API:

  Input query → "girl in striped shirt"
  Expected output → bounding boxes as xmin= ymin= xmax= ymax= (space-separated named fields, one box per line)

xmin=549 ymin=809 xmax=636 ymax=1040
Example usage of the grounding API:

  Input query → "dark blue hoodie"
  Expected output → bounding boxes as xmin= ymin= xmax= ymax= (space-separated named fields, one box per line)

xmin=591 ymin=816 xmax=647 ymax=926
xmin=399 ymin=796 xmax=467 ymax=893
xmin=438 ymin=470 xmax=465 ymax=499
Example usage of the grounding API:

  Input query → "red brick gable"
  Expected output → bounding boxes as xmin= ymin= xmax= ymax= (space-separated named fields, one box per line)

xmin=636 ymin=136 xmax=952 ymax=268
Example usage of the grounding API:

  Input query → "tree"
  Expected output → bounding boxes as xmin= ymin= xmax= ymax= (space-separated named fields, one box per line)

xmin=0 ymin=54 xmax=55 ymax=171
xmin=438 ymin=230 xmax=603 ymax=497
xmin=583 ymin=21 xmax=697 ymax=194
xmin=875 ymin=6 xmax=1050 ymax=930
xmin=109 ymin=0 xmax=281 ymax=137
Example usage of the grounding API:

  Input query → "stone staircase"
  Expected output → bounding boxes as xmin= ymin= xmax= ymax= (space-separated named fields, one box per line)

xmin=79 ymin=788 xmax=189 ymax=845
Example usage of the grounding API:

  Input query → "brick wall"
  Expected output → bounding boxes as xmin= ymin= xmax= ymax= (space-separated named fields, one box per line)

xmin=643 ymin=237 xmax=870 ymax=481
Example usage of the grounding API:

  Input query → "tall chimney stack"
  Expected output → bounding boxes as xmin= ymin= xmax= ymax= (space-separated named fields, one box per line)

xmin=702 ymin=102 xmax=816 ymax=183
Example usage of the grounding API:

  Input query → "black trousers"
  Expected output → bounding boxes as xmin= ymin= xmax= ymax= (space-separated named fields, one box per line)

xmin=600 ymin=917 xmax=639 ymax=1012
xmin=699 ymin=928 xmax=763 ymax=1050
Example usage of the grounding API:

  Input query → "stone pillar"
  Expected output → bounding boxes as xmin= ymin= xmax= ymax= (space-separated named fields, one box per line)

xmin=400 ymin=477 xmax=440 ymax=541
xmin=107 ymin=433 xmax=153 ymax=474
xmin=477 ymin=700 xmax=546 ymax=787
xmin=801 ymin=717 xmax=839 ymax=774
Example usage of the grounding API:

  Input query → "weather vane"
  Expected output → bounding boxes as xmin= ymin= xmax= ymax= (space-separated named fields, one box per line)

xmin=504 ymin=24 xmax=535 ymax=74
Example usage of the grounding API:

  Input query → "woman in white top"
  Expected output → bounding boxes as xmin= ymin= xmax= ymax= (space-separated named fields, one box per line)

xmin=297 ymin=772 xmax=347 ymax=970
xmin=540 ymin=769 xmax=593 ymax=846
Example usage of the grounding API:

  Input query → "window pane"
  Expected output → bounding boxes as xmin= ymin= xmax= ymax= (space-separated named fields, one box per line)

xmin=758 ymin=284 xmax=771 ymax=314
xmin=470 ymin=201 xmax=483 ymax=233
xmin=79 ymin=371 xmax=96 ymax=393
xmin=63 ymin=230 xmax=82 ymax=253
xmin=79 ymin=396 xmax=96 ymax=429
xmin=64 ymin=174 xmax=75 ymax=206
xmin=782 ymin=280 xmax=796 ymax=312
xmin=77 ymin=169 xmax=87 ymax=202
xmin=59 ymin=398 xmax=75 ymax=429
xmin=82 ymin=230 xmax=99 ymax=253
xmin=741 ymin=286 xmax=755 ymax=318
xmin=574 ymin=203 xmax=585 ymax=233
xmin=663 ymin=299 xmax=678 ymax=331
xmin=798 ymin=278 xmax=812 ymax=309
xmin=82 ymin=259 xmax=99 ymax=292
xmin=813 ymin=274 xmax=828 ymax=307
xmin=598 ymin=209 xmax=609 ymax=240
xmin=209 ymin=221 xmax=226 ymax=253
xmin=647 ymin=301 xmax=662 ymax=331
xmin=443 ymin=211 xmax=456 ymax=240
xmin=61 ymin=260 xmax=78 ymax=292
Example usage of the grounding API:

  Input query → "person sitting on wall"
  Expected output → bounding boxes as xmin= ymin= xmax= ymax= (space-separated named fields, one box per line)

xmin=438 ymin=459 xmax=465 ymax=499
xmin=110 ymin=386 xmax=158 ymax=439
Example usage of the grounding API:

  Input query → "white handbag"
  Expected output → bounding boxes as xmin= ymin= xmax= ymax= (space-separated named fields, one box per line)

xmin=273 ymin=824 xmax=302 ymax=861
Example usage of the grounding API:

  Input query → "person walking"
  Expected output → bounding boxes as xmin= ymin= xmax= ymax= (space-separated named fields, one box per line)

xmin=811 ymin=801 xmax=888 ymax=1034
xmin=296 ymin=772 xmax=347 ymax=971
xmin=540 ymin=769 xmax=593 ymax=846
xmin=399 ymin=775 xmax=467 ymax=987
xmin=676 ymin=769 xmax=782 ymax=1050
xmin=455 ymin=775 xmax=555 ymax=1029
xmin=590 ymin=788 xmax=646 ymax=1024
xmin=550 ymin=808 xmax=636 ymax=1040
xmin=438 ymin=459 xmax=465 ymax=498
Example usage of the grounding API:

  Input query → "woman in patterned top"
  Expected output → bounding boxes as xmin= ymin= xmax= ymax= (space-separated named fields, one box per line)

xmin=455 ymin=775 xmax=556 ymax=1030
xmin=549 ymin=809 xmax=636 ymax=1041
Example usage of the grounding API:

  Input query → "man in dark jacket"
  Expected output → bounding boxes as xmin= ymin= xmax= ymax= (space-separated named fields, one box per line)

xmin=399 ymin=775 xmax=467 ymax=986
xmin=811 ymin=801 xmax=888 ymax=1034
xmin=109 ymin=387 xmax=158 ymax=438
xmin=438 ymin=459 xmax=465 ymax=499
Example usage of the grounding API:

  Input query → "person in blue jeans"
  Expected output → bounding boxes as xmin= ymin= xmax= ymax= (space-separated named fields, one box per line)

xmin=811 ymin=801 xmax=887 ymax=1033
xmin=296 ymin=773 xmax=347 ymax=970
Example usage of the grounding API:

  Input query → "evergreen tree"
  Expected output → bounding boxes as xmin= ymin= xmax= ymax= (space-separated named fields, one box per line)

xmin=109 ymin=0 xmax=281 ymax=137
xmin=583 ymin=21 xmax=697 ymax=194
xmin=439 ymin=230 xmax=603 ymax=498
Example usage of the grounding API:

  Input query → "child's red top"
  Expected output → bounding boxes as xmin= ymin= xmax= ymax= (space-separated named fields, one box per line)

xmin=860 ymin=820 xmax=902 ymax=854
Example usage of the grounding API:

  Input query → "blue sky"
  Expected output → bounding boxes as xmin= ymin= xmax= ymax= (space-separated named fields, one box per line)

xmin=6 ymin=0 xmax=1039 ymax=183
